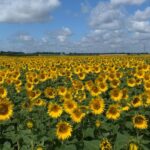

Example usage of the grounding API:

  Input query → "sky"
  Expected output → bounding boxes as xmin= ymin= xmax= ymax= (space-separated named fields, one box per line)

xmin=0 ymin=0 xmax=150 ymax=53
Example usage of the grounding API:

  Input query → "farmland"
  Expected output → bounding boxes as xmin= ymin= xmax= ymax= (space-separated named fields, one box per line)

xmin=0 ymin=55 xmax=150 ymax=150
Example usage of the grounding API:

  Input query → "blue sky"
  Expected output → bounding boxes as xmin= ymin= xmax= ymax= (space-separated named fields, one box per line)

xmin=0 ymin=0 xmax=150 ymax=53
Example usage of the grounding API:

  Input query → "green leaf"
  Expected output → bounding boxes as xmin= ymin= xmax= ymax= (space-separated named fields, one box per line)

xmin=83 ymin=128 xmax=94 ymax=138
xmin=49 ymin=128 xmax=56 ymax=140
xmin=114 ymin=133 xmax=130 ymax=150
xmin=2 ymin=142 xmax=12 ymax=150
xmin=140 ymin=144 xmax=150 ymax=150
xmin=56 ymin=144 xmax=76 ymax=150
xmin=125 ymin=121 xmax=133 ymax=130
xmin=83 ymin=140 xmax=99 ymax=150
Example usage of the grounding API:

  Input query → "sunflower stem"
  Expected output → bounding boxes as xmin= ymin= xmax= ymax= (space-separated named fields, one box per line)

xmin=31 ymin=140 xmax=34 ymax=150
xmin=17 ymin=141 xmax=20 ymax=150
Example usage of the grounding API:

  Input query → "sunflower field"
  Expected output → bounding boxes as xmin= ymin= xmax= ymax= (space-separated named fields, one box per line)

xmin=0 ymin=55 xmax=150 ymax=150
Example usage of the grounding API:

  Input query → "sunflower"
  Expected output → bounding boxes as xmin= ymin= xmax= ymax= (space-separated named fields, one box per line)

xmin=132 ymin=114 xmax=148 ymax=129
xmin=26 ymin=120 xmax=34 ymax=129
xmin=110 ymin=79 xmax=120 ymax=88
xmin=106 ymin=104 xmax=121 ymax=120
xmin=110 ymin=88 xmax=123 ymax=101
xmin=0 ymin=76 xmax=4 ymax=84
xmin=48 ymin=103 xmax=63 ymax=118
xmin=90 ymin=85 xmax=101 ymax=97
xmin=100 ymin=138 xmax=112 ymax=150
xmin=0 ymin=87 xmax=7 ymax=98
xmin=63 ymin=99 xmax=77 ymax=114
xmin=27 ymin=90 xmax=39 ymax=101
xmin=36 ymin=146 xmax=43 ymax=150
xmin=56 ymin=121 xmax=72 ymax=141
xmin=144 ymin=81 xmax=150 ymax=92
xmin=25 ymin=82 xmax=34 ymax=91
xmin=122 ymin=88 xmax=128 ymax=99
xmin=85 ymin=80 xmax=94 ymax=91
xmin=44 ymin=87 xmax=56 ymax=99
xmin=63 ymin=92 xmax=73 ymax=101
xmin=127 ymin=78 xmax=136 ymax=87
xmin=95 ymin=120 xmax=101 ymax=128
xmin=131 ymin=96 xmax=143 ymax=108
xmin=58 ymin=86 xmax=67 ymax=96
xmin=121 ymin=105 xmax=130 ymax=111
xmin=78 ymin=72 xmax=86 ymax=80
xmin=89 ymin=97 xmax=105 ymax=115
xmin=70 ymin=107 xmax=85 ymax=123
xmin=129 ymin=143 xmax=138 ymax=150
xmin=135 ymin=70 xmax=144 ymax=79
xmin=33 ymin=98 xmax=46 ymax=107
xmin=98 ymin=82 xmax=108 ymax=93
xmin=0 ymin=99 xmax=13 ymax=121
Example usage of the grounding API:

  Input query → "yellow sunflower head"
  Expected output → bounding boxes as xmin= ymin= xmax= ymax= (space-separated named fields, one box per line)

xmin=48 ymin=103 xmax=63 ymax=119
xmin=106 ymin=104 xmax=121 ymax=120
xmin=89 ymin=97 xmax=105 ymax=115
xmin=110 ymin=88 xmax=123 ymax=101
xmin=26 ymin=120 xmax=34 ymax=129
xmin=129 ymin=143 xmax=138 ymax=150
xmin=63 ymin=99 xmax=77 ymax=114
xmin=70 ymin=107 xmax=85 ymax=123
xmin=56 ymin=121 xmax=72 ymax=141
xmin=100 ymin=138 xmax=112 ymax=150
xmin=0 ymin=87 xmax=7 ymax=98
xmin=44 ymin=87 xmax=56 ymax=99
xmin=0 ymin=99 xmax=13 ymax=121
xmin=132 ymin=114 xmax=148 ymax=129
xmin=131 ymin=96 xmax=143 ymax=108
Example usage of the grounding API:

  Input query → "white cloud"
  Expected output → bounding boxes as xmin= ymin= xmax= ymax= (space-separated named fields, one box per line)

xmin=111 ymin=0 xmax=146 ymax=5
xmin=134 ymin=7 xmax=150 ymax=21
xmin=129 ymin=7 xmax=150 ymax=33
xmin=57 ymin=27 xmax=72 ymax=42
xmin=131 ymin=21 xmax=150 ymax=33
xmin=18 ymin=34 xmax=33 ymax=41
xmin=89 ymin=3 xmax=124 ymax=30
xmin=0 ymin=0 xmax=60 ymax=23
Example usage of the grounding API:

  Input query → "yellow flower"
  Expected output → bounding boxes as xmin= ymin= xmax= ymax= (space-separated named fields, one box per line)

xmin=56 ymin=121 xmax=72 ymax=141
xmin=58 ymin=86 xmax=67 ymax=96
xmin=132 ymin=114 xmax=148 ymax=129
xmin=26 ymin=120 xmax=34 ymax=129
xmin=89 ymin=97 xmax=105 ymax=115
xmin=90 ymin=85 xmax=101 ymax=97
xmin=127 ymin=78 xmax=136 ymax=87
xmin=33 ymin=98 xmax=46 ymax=107
xmin=106 ymin=104 xmax=121 ymax=120
xmin=131 ymin=96 xmax=143 ymax=108
xmin=95 ymin=120 xmax=101 ymax=128
xmin=36 ymin=146 xmax=43 ymax=150
xmin=144 ymin=81 xmax=150 ymax=92
xmin=78 ymin=72 xmax=86 ymax=80
xmin=63 ymin=99 xmax=77 ymax=114
xmin=129 ymin=143 xmax=138 ymax=150
xmin=48 ymin=103 xmax=63 ymax=119
xmin=122 ymin=88 xmax=128 ymax=99
xmin=0 ymin=87 xmax=7 ymax=98
xmin=44 ymin=87 xmax=56 ymax=99
xmin=70 ymin=108 xmax=85 ymax=123
xmin=0 ymin=99 xmax=13 ymax=121
xmin=100 ymin=138 xmax=112 ymax=150
xmin=110 ymin=88 xmax=123 ymax=101
xmin=110 ymin=79 xmax=120 ymax=88
xmin=98 ymin=82 xmax=108 ymax=93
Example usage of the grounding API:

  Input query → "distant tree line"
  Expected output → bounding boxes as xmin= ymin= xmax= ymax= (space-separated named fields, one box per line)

xmin=0 ymin=51 xmax=149 ymax=56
